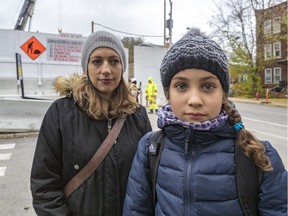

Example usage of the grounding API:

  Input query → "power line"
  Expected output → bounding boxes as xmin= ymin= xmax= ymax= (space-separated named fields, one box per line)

xmin=92 ymin=22 xmax=163 ymax=38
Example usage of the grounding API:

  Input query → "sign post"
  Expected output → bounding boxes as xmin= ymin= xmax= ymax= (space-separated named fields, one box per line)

xmin=15 ymin=53 xmax=25 ymax=98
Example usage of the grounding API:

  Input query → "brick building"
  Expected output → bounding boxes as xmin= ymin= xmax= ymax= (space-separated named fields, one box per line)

xmin=255 ymin=1 xmax=287 ymax=91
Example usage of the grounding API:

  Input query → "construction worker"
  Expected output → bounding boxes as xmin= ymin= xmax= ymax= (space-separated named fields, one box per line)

xmin=145 ymin=76 xmax=158 ymax=114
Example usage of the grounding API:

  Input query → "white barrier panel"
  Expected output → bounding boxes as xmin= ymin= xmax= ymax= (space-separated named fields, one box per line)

xmin=0 ymin=97 xmax=54 ymax=132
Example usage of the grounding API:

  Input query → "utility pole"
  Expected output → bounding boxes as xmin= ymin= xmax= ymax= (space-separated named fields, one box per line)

xmin=163 ymin=0 xmax=166 ymax=47
xmin=164 ymin=0 xmax=173 ymax=47
xmin=168 ymin=0 xmax=173 ymax=46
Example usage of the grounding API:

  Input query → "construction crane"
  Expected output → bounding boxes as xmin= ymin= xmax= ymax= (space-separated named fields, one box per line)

xmin=14 ymin=0 xmax=37 ymax=31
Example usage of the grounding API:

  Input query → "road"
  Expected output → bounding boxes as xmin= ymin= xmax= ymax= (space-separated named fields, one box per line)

xmin=0 ymin=102 xmax=287 ymax=216
xmin=0 ymin=136 xmax=36 ymax=216
xmin=233 ymin=102 xmax=287 ymax=167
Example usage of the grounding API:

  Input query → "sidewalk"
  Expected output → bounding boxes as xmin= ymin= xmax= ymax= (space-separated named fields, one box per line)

xmin=229 ymin=97 xmax=287 ymax=108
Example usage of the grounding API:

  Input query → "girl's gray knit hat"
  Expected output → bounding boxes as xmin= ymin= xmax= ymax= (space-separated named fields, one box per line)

xmin=81 ymin=31 xmax=127 ymax=74
xmin=160 ymin=30 xmax=230 ymax=93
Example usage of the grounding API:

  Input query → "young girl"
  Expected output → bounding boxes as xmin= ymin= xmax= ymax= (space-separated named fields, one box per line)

xmin=123 ymin=30 xmax=287 ymax=215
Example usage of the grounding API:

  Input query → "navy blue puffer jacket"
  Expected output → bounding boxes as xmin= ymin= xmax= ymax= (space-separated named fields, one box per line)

xmin=124 ymin=122 xmax=287 ymax=216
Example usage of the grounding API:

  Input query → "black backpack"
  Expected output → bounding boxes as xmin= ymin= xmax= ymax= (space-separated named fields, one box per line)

xmin=149 ymin=130 xmax=263 ymax=216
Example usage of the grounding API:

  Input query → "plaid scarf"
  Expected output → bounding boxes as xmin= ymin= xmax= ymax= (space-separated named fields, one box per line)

xmin=157 ymin=104 xmax=228 ymax=131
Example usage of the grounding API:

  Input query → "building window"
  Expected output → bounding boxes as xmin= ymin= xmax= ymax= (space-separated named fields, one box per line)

xmin=274 ymin=67 xmax=282 ymax=84
xmin=273 ymin=17 xmax=281 ymax=33
xmin=238 ymin=74 xmax=248 ymax=82
xmin=265 ymin=68 xmax=272 ymax=84
xmin=273 ymin=42 xmax=281 ymax=58
xmin=264 ymin=44 xmax=272 ymax=59
xmin=264 ymin=20 xmax=271 ymax=35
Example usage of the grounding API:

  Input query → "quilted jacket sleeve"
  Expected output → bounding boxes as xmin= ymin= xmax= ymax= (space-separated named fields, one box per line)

xmin=258 ymin=141 xmax=287 ymax=216
xmin=123 ymin=132 xmax=154 ymax=216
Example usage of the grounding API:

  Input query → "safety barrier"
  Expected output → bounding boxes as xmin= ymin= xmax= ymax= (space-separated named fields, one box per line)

xmin=0 ymin=97 xmax=54 ymax=132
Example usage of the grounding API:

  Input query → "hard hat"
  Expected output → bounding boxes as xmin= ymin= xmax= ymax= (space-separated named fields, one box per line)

xmin=130 ymin=77 xmax=137 ymax=83
xmin=148 ymin=76 xmax=153 ymax=81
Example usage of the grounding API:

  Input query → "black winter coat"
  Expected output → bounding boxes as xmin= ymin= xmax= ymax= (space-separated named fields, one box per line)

xmin=31 ymin=97 xmax=152 ymax=216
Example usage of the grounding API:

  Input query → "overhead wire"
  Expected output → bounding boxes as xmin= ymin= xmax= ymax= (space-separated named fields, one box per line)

xmin=93 ymin=22 xmax=163 ymax=38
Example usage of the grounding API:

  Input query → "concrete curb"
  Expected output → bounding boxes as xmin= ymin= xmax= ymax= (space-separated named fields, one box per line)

xmin=229 ymin=97 xmax=287 ymax=108
xmin=0 ymin=132 xmax=39 ymax=139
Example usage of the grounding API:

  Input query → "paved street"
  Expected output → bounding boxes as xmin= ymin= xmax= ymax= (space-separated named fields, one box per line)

xmin=0 ymin=137 xmax=36 ymax=216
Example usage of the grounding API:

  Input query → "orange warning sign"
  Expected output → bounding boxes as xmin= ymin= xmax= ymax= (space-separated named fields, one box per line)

xmin=20 ymin=36 xmax=46 ymax=60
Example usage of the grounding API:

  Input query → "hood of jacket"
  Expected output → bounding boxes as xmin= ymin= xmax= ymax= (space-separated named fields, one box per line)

xmin=53 ymin=74 xmax=83 ymax=97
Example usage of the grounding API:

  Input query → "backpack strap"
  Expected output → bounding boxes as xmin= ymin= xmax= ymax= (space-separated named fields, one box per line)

xmin=149 ymin=130 xmax=165 ymax=208
xmin=235 ymin=140 xmax=263 ymax=216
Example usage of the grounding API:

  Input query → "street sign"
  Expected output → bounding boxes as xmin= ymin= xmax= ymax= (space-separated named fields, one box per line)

xmin=20 ymin=36 xmax=46 ymax=60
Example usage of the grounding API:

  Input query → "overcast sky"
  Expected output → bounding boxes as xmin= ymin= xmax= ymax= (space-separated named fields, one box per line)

xmin=1 ymin=0 xmax=220 ymax=45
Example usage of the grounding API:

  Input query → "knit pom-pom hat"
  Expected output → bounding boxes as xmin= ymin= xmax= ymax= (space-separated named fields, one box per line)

xmin=81 ymin=31 xmax=127 ymax=74
xmin=160 ymin=29 xmax=230 ymax=93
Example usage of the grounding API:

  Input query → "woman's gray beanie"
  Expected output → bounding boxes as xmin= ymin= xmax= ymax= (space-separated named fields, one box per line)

xmin=81 ymin=31 xmax=127 ymax=74
xmin=160 ymin=30 xmax=230 ymax=93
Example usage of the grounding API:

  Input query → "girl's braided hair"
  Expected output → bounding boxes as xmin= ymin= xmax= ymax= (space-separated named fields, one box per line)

xmin=222 ymin=95 xmax=272 ymax=171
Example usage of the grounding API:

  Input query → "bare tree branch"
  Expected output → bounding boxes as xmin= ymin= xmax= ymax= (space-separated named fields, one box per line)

xmin=209 ymin=0 xmax=285 ymax=94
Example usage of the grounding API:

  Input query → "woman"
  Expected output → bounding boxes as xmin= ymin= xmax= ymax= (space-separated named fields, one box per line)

xmin=31 ymin=31 xmax=152 ymax=216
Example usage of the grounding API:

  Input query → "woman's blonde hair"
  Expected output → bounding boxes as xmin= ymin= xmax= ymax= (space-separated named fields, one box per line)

xmin=222 ymin=95 xmax=272 ymax=171
xmin=69 ymin=76 xmax=138 ymax=120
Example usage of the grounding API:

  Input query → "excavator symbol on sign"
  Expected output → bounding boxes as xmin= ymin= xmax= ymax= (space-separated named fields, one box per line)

xmin=27 ymin=41 xmax=41 ymax=54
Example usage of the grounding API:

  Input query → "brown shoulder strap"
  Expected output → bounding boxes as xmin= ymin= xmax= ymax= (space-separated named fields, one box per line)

xmin=63 ymin=115 xmax=127 ymax=198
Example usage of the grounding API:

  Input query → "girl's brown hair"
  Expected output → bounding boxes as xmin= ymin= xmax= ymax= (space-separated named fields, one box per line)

xmin=70 ymin=76 xmax=138 ymax=120
xmin=222 ymin=95 xmax=272 ymax=171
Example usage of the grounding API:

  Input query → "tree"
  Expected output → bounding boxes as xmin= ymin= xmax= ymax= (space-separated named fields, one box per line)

xmin=121 ymin=37 xmax=144 ymax=64
xmin=209 ymin=0 xmax=285 ymax=96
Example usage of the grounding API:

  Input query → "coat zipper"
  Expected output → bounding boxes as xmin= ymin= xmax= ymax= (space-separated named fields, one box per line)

xmin=107 ymin=118 xmax=112 ymax=133
xmin=184 ymin=130 xmax=196 ymax=216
